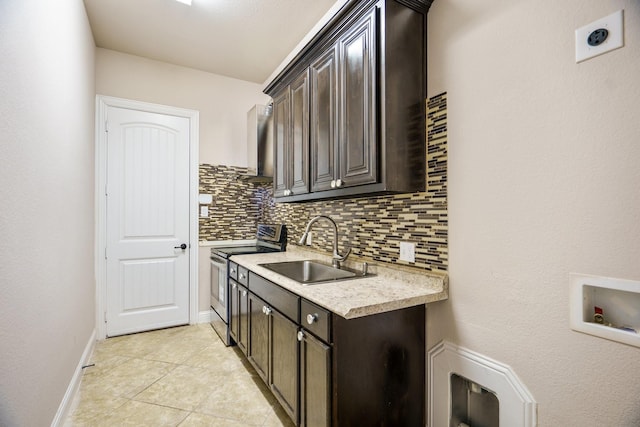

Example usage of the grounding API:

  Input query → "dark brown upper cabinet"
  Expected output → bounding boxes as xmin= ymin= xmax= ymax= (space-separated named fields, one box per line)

xmin=273 ymin=71 xmax=310 ymax=198
xmin=265 ymin=0 xmax=432 ymax=202
xmin=310 ymin=45 xmax=338 ymax=193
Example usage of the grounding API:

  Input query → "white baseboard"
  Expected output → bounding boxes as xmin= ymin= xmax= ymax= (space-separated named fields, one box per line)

xmin=198 ymin=309 xmax=212 ymax=324
xmin=51 ymin=329 xmax=96 ymax=427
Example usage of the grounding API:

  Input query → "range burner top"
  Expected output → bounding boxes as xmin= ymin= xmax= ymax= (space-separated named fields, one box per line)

xmin=209 ymin=224 xmax=287 ymax=259
xmin=211 ymin=245 xmax=281 ymax=258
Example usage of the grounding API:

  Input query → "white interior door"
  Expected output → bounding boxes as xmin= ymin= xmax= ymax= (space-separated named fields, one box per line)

xmin=105 ymin=106 xmax=191 ymax=337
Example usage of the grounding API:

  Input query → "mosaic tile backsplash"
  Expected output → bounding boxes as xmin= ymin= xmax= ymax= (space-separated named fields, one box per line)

xmin=199 ymin=93 xmax=448 ymax=273
xmin=198 ymin=165 xmax=266 ymax=240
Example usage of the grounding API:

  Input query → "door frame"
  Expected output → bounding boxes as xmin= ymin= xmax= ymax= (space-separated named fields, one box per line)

xmin=95 ymin=95 xmax=199 ymax=339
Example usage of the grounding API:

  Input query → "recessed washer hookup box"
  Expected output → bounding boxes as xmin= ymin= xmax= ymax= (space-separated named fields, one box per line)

xmin=570 ymin=273 xmax=640 ymax=348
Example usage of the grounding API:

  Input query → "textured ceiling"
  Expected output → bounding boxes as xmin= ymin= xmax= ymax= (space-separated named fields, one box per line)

xmin=83 ymin=0 xmax=340 ymax=84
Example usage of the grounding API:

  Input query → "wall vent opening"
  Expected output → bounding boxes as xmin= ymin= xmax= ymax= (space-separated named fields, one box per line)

xmin=429 ymin=341 xmax=536 ymax=427
xmin=450 ymin=373 xmax=499 ymax=427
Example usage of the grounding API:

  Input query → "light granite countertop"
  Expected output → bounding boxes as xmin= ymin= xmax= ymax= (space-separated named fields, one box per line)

xmin=230 ymin=246 xmax=448 ymax=319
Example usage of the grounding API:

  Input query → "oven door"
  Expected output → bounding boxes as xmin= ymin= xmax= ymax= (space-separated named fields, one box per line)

xmin=210 ymin=253 xmax=228 ymax=323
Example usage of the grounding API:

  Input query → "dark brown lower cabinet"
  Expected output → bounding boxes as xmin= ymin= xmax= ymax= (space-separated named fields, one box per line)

xmin=247 ymin=288 xmax=299 ymax=424
xmin=247 ymin=292 xmax=269 ymax=381
xmin=229 ymin=280 xmax=249 ymax=355
xmin=237 ymin=283 xmax=249 ymax=354
xmin=229 ymin=280 xmax=239 ymax=345
xmin=299 ymin=329 xmax=331 ymax=427
xmin=243 ymin=271 xmax=425 ymax=427
xmin=270 ymin=309 xmax=299 ymax=422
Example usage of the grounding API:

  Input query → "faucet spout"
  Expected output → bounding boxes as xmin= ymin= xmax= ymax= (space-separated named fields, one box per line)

xmin=299 ymin=215 xmax=351 ymax=268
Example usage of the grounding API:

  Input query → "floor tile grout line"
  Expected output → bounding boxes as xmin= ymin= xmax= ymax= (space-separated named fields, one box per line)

xmin=66 ymin=324 xmax=293 ymax=426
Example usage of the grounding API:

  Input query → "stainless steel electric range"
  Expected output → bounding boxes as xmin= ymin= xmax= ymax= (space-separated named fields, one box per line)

xmin=209 ymin=224 xmax=287 ymax=345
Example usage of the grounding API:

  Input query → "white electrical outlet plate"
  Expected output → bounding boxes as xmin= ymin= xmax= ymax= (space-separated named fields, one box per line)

xmin=399 ymin=241 xmax=415 ymax=263
xmin=575 ymin=10 xmax=624 ymax=63
xmin=198 ymin=193 xmax=213 ymax=204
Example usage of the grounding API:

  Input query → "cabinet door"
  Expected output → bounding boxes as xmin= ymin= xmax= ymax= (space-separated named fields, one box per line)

xmin=289 ymin=71 xmax=310 ymax=196
xmin=339 ymin=7 xmax=378 ymax=188
xmin=237 ymin=284 xmax=249 ymax=355
xmin=270 ymin=309 xmax=299 ymax=424
xmin=299 ymin=329 xmax=331 ymax=427
xmin=247 ymin=292 xmax=269 ymax=382
xmin=229 ymin=280 xmax=239 ymax=344
xmin=273 ymin=89 xmax=290 ymax=198
xmin=310 ymin=45 xmax=339 ymax=193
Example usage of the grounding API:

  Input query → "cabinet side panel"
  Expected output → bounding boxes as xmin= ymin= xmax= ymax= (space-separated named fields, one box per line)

xmin=333 ymin=305 xmax=425 ymax=426
xmin=382 ymin=1 xmax=426 ymax=191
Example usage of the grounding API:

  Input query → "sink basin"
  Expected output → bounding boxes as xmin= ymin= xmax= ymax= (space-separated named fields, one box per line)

xmin=260 ymin=260 xmax=358 ymax=284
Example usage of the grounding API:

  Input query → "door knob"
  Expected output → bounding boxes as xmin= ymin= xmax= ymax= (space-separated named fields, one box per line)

xmin=174 ymin=243 xmax=187 ymax=250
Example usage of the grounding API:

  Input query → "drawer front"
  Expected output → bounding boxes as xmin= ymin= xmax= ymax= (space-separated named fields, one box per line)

xmin=228 ymin=262 xmax=238 ymax=281
xmin=237 ymin=265 xmax=249 ymax=286
xmin=249 ymin=272 xmax=299 ymax=322
xmin=301 ymin=299 xmax=331 ymax=343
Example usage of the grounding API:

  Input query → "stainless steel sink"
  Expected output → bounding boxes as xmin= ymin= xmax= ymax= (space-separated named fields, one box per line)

xmin=259 ymin=260 xmax=359 ymax=284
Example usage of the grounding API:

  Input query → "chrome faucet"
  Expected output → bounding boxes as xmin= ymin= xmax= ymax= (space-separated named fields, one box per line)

xmin=298 ymin=215 xmax=351 ymax=268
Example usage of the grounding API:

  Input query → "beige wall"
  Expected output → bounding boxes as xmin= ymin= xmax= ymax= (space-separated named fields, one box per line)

xmin=95 ymin=48 xmax=270 ymax=166
xmin=0 ymin=0 xmax=96 ymax=425
xmin=427 ymin=1 xmax=640 ymax=425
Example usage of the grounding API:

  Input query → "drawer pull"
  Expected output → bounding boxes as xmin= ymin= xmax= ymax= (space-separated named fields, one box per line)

xmin=306 ymin=313 xmax=319 ymax=325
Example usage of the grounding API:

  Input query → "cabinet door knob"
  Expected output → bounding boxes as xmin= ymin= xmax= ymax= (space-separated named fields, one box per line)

xmin=330 ymin=180 xmax=336 ymax=188
xmin=264 ymin=307 xmax=272 ymax=316
xmin=232 ymin=283 xmax=236 ymax=289
xmin=297 ymin=330 xmax=305 ymax=342
xmin=242 ymin=290 xmax=247 ymax=297
xmin=230 ymin=268 xmax=236 ymax=275
xmin=336 ymin=179 xmax=343 ymax=187
xmin=239 ymin=273 xmax=245 ymax=280
xmin=306 ymin=313 xmax=318 ymax=325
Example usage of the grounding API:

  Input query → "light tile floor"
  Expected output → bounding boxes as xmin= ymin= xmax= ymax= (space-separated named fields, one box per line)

xmin=65 ymin=324 xmax=295 ymax=427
